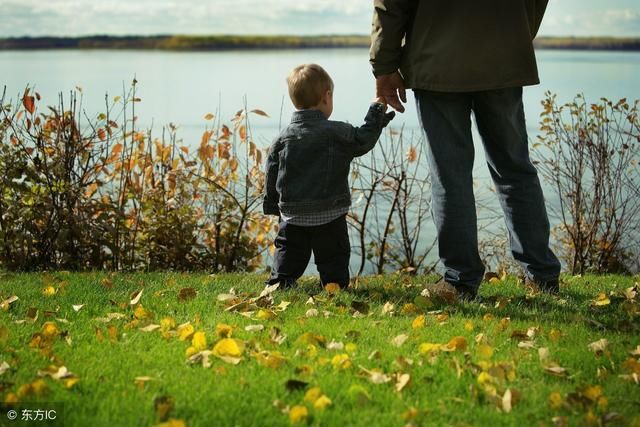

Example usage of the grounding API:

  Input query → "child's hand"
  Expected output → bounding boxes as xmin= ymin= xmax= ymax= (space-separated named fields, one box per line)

xmin=374 ymin=97 xmax=388 ymax=112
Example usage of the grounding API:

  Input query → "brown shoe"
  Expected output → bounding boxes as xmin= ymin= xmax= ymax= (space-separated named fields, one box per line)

xmin=422 ymin=279 xmax=477 ymax=305
xmin=524 ymin=277 xmax=560 ymax=295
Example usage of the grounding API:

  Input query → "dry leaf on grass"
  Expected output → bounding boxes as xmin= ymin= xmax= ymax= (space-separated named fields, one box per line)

xmin=305 ymin=309 xmax=319 ymax=318
xmin=395 ymin=373 xmax=411 ymax=392
xmin=544 ymin=365 xmax=569 ymax=377
xmin=381 ymin=302 xmax=395 ymax=316
xmin=0 ymin=361 xmax=10 ymax=376
xmin=359 ymin=366 xmax=391 ymax=384
xmin=94 ymin=312 xmax=126 ymax=323
xmin=134 ymin=376 xmax=154 ymax=388
xmin=588 ymin=338 xmax=609 ymax=356
xmin=253 ymin=351 xmax=287 ymax=369
xmin=130 ymin=289 xmax=143 ymax=305
xmin=0 ymin=295 xmax=18 ymax=311
xmin=327 ymin=341 xmax=344 ymax=351
xmin=177 ymin=287 xmax=197 ymax=302
xmin=391 ymin=334 xmax=409 ymax=348
xmin=187 ymin=350 xmax=213 ymax=368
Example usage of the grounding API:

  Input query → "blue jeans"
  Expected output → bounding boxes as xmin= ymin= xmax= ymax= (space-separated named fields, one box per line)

xmin=415 ymin=87 xmax=560 ymax=294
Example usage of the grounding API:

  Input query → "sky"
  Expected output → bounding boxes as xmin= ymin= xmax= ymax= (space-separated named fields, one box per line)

xmin=1 ymin=0 xmax=639 ymax=38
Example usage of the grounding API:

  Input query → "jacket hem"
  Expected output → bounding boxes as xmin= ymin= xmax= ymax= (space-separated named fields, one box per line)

xmin=278 ymin=195 xmax=351 ymax=216
xmin=407 ymin=78 xmax=541 ymax=93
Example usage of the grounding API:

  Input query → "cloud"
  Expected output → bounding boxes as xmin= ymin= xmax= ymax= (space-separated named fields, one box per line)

xmin=539 ymin=6 xmax=640 ymax=36
xmin=0 ymin=0 xmax=638 ymax=37
xmin=0 ymin=0 xmax=371 ymax=36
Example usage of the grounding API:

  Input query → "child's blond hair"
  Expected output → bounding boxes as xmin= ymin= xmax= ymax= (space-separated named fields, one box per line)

xmin=286 ymin=64 xmax=334 ymax=109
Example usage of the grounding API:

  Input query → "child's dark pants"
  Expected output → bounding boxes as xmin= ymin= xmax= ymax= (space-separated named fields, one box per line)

xmin=267 ymin=215 xmax=350 ymax=288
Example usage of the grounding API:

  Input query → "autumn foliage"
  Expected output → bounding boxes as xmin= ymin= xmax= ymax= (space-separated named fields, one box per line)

xmin=0 ymin=83 xmax=274 ymax=271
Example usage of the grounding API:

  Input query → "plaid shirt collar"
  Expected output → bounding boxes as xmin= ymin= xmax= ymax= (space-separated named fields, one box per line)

xmin=291 ymin=109 xmax=326 ymax=123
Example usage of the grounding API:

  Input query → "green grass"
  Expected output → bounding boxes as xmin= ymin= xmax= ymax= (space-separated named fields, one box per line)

xmin=1 ymin=272 xmax=639 ymax=426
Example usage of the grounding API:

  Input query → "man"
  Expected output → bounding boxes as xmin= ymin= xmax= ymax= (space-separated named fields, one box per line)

xmin=370 ymin=0 xmax=561 ymax=301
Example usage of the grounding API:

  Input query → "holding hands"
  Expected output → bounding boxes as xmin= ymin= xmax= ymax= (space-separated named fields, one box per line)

xmin=375 ymin=71 xmax=407 ymax=113
xmin=373 ymin=96 xmax=396 ymax=125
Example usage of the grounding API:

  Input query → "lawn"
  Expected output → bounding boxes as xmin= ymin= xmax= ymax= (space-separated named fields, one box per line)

xmin=1 ymin=272 xmax=639 ymax=426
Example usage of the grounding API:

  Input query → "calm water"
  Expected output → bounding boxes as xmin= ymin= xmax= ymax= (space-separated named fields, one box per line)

xmin=2 ymin=48 xmax=640 ymax=273
xmin=2 ymin=49 xmax=639 ymax=145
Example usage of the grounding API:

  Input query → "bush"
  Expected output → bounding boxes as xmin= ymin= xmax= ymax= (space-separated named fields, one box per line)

xmin=0 ymin=83 xmax=274 ymax=271
xmin=533 ymin=93 xmax=640 ymax=274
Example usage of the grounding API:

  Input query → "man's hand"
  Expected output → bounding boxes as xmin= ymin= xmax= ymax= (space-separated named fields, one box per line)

xmin=375 ymin=71 xmax=406 ymax=113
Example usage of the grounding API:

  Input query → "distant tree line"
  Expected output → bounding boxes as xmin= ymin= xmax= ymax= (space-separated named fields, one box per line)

xmin=1 ymin=35 xmax=639 ymax=51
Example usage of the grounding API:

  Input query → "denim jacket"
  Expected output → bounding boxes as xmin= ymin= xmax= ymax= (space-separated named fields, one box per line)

xmin=263 ymin=103 xmax=394 ymax=216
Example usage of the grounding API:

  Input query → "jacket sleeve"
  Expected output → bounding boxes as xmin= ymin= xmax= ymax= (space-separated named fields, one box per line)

xmin=526 ymin=0 xmax=549 ymax=39
xmin=262 ymin=139 xmax=281 ymax=215
xmin=334 ymin=103 xmax=395 ymax=158
xmin=370 ymin=0 xmax=417 ymax=77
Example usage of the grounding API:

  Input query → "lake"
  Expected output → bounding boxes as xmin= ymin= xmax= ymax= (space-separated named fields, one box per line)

xmin=2 ymin=48 xmax=639 ymax=143
xmin=2 ymin=48 xmax=640 ymax=274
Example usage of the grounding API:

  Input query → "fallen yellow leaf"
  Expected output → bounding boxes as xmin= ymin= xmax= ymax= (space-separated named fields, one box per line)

xmin=345 ymin=343 xmax=357 ymax=354
xmin=215 ymin=323 xmax=233 ymax=338
xmin=254 ymin=351 xmax=287 ymax=369
xmin=313 ymin=395 xmax=332 ymax=411
xmin=581 ymin=385 xmax=603 ymax=402
xmin=548 ymin=328 xmax=562 ymax=342
xmin=443 ymin=336 xmax=467 ymax=352
xmin=64 ymin=377 xmax=80 ymax=389
xmin=212 ymin=338 xmax=245 ymax=364
xmin=177 ymin=323 xmax=195 ymax=341
xmin=155 ymin=419 xmax=185 ymax=427
xmin=192 ymin=332 xmax=207 ymax=351
xmin=412 ymin=315 xmax=426 ymax=329
xmin=331 ymin=354 xmax=352 ymax=370
xmin=133 ymin=305 xmax=150 ymax=320
xmin=289 ymin=405 xmax=309 ymax=424
xmin=256 ymin=309 xmax=276 ymax=320
xmin=419 ymin=342 xmax=441 ymax=355
xmin=42 ymin=321 xmax=59 ymax=338
xmin=304 ymin=387 xmax=322 ymax=404
xmin=464 ymin=320 xmax=475 ymax=331
xmin=592 ymin=293 xmax=611 ymax=306
xmin=549 ymin=391 xmax=564 ymax=409
xmin=477 ymin=344 xmax=494 ymax=360
xmin=42 ymin=286 xmax=57 ymax=297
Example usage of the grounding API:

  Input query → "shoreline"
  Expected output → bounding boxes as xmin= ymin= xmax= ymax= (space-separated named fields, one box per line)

xmin=1 ymin=35 xmax=640 ymax=52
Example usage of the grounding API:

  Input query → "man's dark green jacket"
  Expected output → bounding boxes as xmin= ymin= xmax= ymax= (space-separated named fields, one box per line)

xmin=370 ymin=0 xmax=548 ymax=92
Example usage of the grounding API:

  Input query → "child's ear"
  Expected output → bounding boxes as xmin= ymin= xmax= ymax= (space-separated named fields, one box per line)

xmin=324 ymin=90 xmax=333 ymax=103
